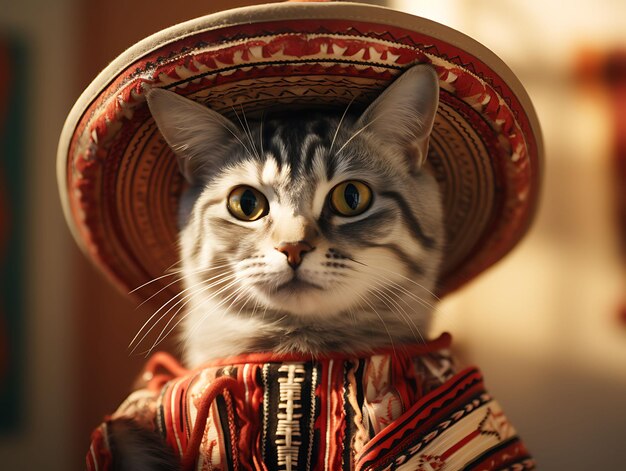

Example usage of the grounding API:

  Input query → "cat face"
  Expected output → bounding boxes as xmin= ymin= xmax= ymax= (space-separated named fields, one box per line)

xmin=147 ymin=65 xmax=444 ymax=360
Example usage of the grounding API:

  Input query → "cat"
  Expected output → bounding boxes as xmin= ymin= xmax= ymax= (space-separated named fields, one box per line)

xmin=148 ymin=63 xmax=443 ymax=367
xmin=108 ymin=64 xmax=443 ymax=470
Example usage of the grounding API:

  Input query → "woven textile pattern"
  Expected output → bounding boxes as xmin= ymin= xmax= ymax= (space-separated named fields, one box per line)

xmin=87 ymin=336 xmax=534 ymax=470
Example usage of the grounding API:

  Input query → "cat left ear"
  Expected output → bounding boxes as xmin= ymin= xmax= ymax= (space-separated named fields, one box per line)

xmin=357 ymin=64 xmax=439 ymax=170
xmin=146 ymin=88 xmax=241 ymax=184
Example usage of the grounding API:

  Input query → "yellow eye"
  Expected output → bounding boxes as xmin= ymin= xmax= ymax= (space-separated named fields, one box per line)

xmin=329 ymin=180 xmax=373 ymax=217
xmin=227 ymin=186 xmax=269 ymax=221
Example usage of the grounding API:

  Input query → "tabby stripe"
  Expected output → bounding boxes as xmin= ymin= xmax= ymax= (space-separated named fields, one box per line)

xmin=310 ymin=115 xmax=332 ymax=138
xmin=302 ymin=137 xmax=324 ymax=176
xmin=362 ymin=241 xmax=424 ymax=275
xmin=380 ymin=191 xmax=435 ymax=248
xmin=269 ymin=134 xmax=288 ymax=170
xmin=277 ymin=122 xmax=307 ymax=171
xmin=325 ymin=152 xmax=338 ymax=181
xmin=210 ymin=218 xmax=256 ymax=235
xmin=334 ymin=211 xmax=394 ymax=239
xmin=199 ymin=197 xmax=223 ymax=217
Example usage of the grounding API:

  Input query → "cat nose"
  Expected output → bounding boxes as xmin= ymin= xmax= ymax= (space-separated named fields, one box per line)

xmin=275 ymin=241 xmax=314 ymax=269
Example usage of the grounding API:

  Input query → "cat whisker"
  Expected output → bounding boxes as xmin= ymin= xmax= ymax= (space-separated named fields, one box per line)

xmin=348 ymin=305 xmax=357 ymax=326
xmin=145 ymin=278 xmax=244 ymax=356
xmin=248 ymin=292 xmax=262 ymax=321
xmin=377 ymin=265 xmax=441 ymax=302
xmin=370 ymin=281 xmax=426 ymax=344
xmin=148 ymin=279 xmax=235 ymax=349
xmin=231 ymin=106 xmax=259 ymax=160
xmin=346 ymin=257 xmax=437 ymax=312
xmin=240 ymin=105 xmax=262 ymax=160
xmin=129 ymin=271 xmax=237 ymax=352
xmin=131 ymin=268 xmax=237 ymax=342
xmin=149 ymin=277 xmax=242 ymax=353
xmin=259 ymin=112 xmax=265 ymax=157
xmin=335 ymin=115 xmax=383 ymax=155
xmin=329 ymin=97 xmax=355 ymax=154
xmin=382 ymin=278 xmax=437 ymax=312
xmin=204 ymin=107 xmax=253 ymax=159
xmin=132 ymin=262 xmax=235 ymax=308
xmin=148 ymin=293 xmax=203 ymax=352
xmin=128 ymin=261 xmax=231 ymax=295
xmin=365 ymin=269 xmax=437 ymax=312
xmin=128 ymin=266 xmax=187 ymax=294
xmin=172 ymin=284 xmax=253 ymax=353
xmin=344 ymin=255 xmax=366 ymax=266
xmin=368 ymin=283 xmax=420 ymax=341
xmin=232 ymin=285 xmax=256 ymax=318
xmin=348 ymin=255 xmax=440 ymax=303
xmin=342 ymin=285 xmax=396 ymax=356
xmin=226 ymin=286 xmax=256 ymax=322
xmin=378 ymin=280 xmax=431 ymax=319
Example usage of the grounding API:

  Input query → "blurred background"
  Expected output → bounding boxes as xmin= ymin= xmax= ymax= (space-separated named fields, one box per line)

xmin=1 ymin=0 xmax=625 ymax=469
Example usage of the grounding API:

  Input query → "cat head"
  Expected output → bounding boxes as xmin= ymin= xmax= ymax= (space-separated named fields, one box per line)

xmin=147 ymin=65 xmax=444 ymax=361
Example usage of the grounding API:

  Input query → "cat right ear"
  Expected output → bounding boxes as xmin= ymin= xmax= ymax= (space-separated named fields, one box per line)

xmin=356 ymin=64 xmax=439 ymax=171
xmin=146 ymin=88 xmax=241 ymax=184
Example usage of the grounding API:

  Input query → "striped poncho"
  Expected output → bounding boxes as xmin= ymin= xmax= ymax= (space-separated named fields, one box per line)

xmin=87 ymin=334 xmax=534 ymax=470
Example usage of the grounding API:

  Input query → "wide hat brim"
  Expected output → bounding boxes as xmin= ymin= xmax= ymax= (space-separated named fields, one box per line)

xmin=57 ymin=1 xmax=542 ymax=307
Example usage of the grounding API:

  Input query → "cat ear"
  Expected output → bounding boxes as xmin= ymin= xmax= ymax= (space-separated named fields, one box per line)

xmin=146 ymin=88 xmax=241 ymax=184
xmin=357 ymin=64 xmax=439 ymax=170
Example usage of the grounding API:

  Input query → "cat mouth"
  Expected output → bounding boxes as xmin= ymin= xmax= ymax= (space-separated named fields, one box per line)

xmin=274 ymin=278 xmax=323 ymax=293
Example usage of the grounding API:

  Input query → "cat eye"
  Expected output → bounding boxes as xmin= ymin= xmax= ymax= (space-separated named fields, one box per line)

xmin=329 ymin=180 xmax=372 ymax=217
xmin=227 ymin=186 xmax=269 ymax=221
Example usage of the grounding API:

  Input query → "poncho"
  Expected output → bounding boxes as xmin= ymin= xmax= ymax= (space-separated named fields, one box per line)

xmin=87 ymin=334 xmax=535 ymax=470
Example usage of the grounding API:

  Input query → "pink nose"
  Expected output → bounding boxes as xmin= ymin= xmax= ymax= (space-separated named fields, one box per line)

xmin=275 ymin=241 xmax=314 ymax=268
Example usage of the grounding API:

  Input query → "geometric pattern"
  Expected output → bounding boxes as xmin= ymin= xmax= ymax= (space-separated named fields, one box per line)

xmin=86 ymin=334 xmax=535 ymax=470
xmin=275 ymin=364 xmax=306 ymax=471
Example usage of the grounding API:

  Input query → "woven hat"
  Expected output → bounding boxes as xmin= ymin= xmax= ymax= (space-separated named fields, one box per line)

xmin=57 ymin=1 xmax=542 ymax=307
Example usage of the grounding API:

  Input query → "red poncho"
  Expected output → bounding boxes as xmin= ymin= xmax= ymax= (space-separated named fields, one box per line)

xmin=87 ymin=334 xmax=534 ymax=470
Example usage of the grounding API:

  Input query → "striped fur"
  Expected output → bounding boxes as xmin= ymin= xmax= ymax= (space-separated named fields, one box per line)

xmin=147 ymin=65 xmax=444 ymax=366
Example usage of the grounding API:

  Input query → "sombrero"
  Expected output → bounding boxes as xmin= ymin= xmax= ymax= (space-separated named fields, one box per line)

xmin=57 ymin=1 xmax=542 ymax=307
